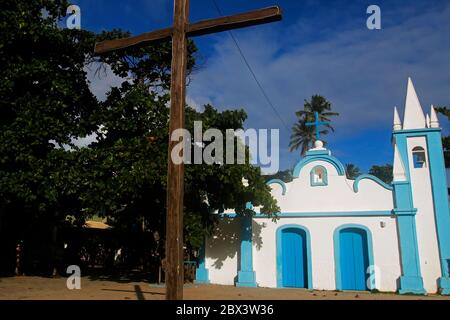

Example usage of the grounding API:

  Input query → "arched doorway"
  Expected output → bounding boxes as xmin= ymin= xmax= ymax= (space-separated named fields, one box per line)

xmin=276 ymin=225 xmax=312 ymax=288
xmin=335 ymin=226 xmax=372 ymax=291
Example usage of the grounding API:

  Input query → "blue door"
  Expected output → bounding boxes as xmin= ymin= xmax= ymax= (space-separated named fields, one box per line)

xmin=281 ymin=228 xmax=308 ymax=288
xmin=339 ymin=228 xmax=369 ymax=291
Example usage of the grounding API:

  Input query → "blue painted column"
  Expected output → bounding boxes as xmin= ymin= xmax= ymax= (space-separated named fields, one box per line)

xmin=427 ymin=131 xmax=450 ymax=295
xmin=393 ymin=134 xmax=425 ymax=295
xmin=394 ymin=208 xmax=425 ymax=294
xmin=236 ymin=214 xmax=257 ymax=287
xmin=195 ymin=240 xmax=209 ymax=284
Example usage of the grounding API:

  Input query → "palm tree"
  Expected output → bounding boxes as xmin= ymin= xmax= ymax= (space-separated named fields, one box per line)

xmin=289 ymin=119 xmax=321 ymax=156
xmin=345 ymin=163 xmax=361 ymax=179
xmin=289 ymin=95 xmax=339 ymax=156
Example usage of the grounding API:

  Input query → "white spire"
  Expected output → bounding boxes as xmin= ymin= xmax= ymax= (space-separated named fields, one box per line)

xmin=393 ymin=106 xmax=402 ymax=130
xmin=430 ymin=105 xmax=440 ymax=128
xmin=426 ymin=114 xmax=430 ymax=128
xmin=403 ymin=77 xmax=426 ymax=129
xmin=393 ymin=142 xmax=407 ymax=182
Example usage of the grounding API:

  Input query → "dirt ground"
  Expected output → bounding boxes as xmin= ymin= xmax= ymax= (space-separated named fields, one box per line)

xmin=1 ymin=276 xmax=449 ymax=300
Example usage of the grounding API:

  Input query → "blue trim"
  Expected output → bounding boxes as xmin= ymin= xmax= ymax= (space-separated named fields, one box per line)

xmin=293 ymin=154 xmax=345 ymax=177
xmin=397 ymin=275 xmax=426 ymax=295
xmin=220 ymin=211 xmax=393 ymax=218
xmin=236 ymin=271 xmax=257 ymax=288
xmin=425 ymin=131 xmax=450 ymax=294
xmin=392 ymin=134 xmax=425 ymax=295
xmin=333 ymin=224 xmax=375 ymax=291
xmin=276 ymin=224 xmax=313 ymax=289
xmin=260 ymin=211 xmax=393 ymax=218
xmin=393 ymin=128 xmax=441 ymax=135
xmin=266 ymin=179 xmax=287 ymax=195
xmin=236 ymin=215 xmax=257 ymax=287
xmin=194 ymin=240 xmax=210 ymax=284
xmin=393 ymin=208 xmax=418 ymax=216
xmin=310 ymin=165 xmax=328 ymax=186
xmin=305 ymin=149 xmax=330 ymax=156
xmin=353 ymin=174 xmax=393 ymax=192
xmin=438 ymin=277 xmax=450 ymax=295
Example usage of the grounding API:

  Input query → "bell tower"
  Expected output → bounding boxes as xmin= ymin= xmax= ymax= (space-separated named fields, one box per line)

xmin=392 ymin=78 xmax=450 ymax=295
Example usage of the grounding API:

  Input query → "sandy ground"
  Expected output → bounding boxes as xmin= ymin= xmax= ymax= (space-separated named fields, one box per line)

xmin=1 ymin=276 xmax=449 ymax=300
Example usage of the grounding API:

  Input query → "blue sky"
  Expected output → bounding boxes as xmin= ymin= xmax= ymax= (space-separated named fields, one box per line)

xmin=72 ymin=0 xmax=450 ymax=174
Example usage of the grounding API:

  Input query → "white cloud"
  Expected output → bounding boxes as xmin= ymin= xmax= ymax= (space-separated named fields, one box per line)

xmin=186 ymin=3 xmax=450 ymax=170
xmin=68 ymin=62 xmax=121 ymax=148
xmin=190 ymin=4 xmax=450 ymax=130
xmin=186 ymin=95 xmax=204 ymax=111
xmin=71 ymin=133 xmax=98 ymax=148
xmin=85 ymin=62 xmax=127 ymax=102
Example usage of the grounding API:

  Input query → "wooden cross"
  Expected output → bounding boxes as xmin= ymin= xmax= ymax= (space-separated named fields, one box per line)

xmin=94 ymin=0 xmax=282 ymax=300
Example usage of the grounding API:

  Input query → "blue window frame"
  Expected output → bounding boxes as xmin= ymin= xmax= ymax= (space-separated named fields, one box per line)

xmin=310 ymin=165 xmax=328 ymax=186
xmin=412 ymin=146 xmax=426 ymax=168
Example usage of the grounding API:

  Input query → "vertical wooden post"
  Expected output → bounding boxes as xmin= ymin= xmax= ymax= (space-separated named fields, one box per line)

xmin=93 ymin=0 xmax=282 ymax=301
xmin=165 ymin=0 xmax=189 ymax=300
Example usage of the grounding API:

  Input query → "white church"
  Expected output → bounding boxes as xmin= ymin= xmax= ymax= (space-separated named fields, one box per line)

xmin=195 ymin=78 xmax=450 ymax=295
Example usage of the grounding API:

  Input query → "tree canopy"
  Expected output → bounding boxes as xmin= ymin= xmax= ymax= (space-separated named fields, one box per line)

xmin=345 ymin=163 xmax=361 ymax=180
xmin=265 ymin=168 xmax=294 ymax=183
xmin=0 ymin=0 xmax=279 ymax=275
xmin=368 ymin=164 xmax=393 ymax=184
xmin=289 ymin=95 xmax=339 ymax=156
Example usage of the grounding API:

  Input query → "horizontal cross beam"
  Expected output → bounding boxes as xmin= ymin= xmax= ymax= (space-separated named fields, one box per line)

xmin=187 ymin=5 xmax=282 ymax=37
xmin=94 ymin=6 xmax=282 ymax=54
xmin=94 ymin=27 xmax=172 ymax=54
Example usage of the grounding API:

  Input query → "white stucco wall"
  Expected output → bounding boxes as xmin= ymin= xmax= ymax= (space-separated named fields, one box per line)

xmin=204 ymin=155 xmax=403 ymax=292
xmin=204 ymin=218 xmax=240 ymax=285
xmin=252 ymin=216 xmax=401 ymax=292
xmin=204 ymin=143 xmax=443 ymax=294
xmin=205 ymin=215 xmax=402 ymax=292
xmin=407 ymin=136 xmax=442 ymax=293
xmin=271 ymin=160 xmax=394 ymax=213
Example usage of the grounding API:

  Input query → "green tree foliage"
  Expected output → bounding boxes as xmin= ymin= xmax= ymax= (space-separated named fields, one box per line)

xmin=1 ymin=0 xmax=95 ymax=209
xmin=0 ymin=0 xmax=100 ymax=275
xmin=435 ymin=106 xmax=449 ymax=168
xmin=289 ymin=95 xmax=339 ymax=156
xmin=79 ymin=87 xmax=280 ymax=249
xmin=264 ymin=169 xmax=294 ymax=183
xmin=368 ymin=164 xmax=393 ymax=184
xmin=0 ymin=0 xmax=279 ymax=274
xmin=345 ymin=163 xmax=361 ymax=180
xmin=183 ymin=105 xmax=279 ymax=247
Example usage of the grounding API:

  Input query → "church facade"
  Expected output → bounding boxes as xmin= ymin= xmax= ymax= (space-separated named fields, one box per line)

xmin=195 ymin=78 xmax=450 ymax=295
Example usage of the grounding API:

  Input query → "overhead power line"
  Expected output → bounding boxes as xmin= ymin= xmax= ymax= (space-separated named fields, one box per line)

xmin=210 ymin=0 xmax=290 ymax=132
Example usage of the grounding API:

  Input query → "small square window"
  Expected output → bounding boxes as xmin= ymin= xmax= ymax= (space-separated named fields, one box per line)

xmin=310 ymin=166 xmax=328 ymax=186
xmin=412 ymin=147 xmax=426 ymax=169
